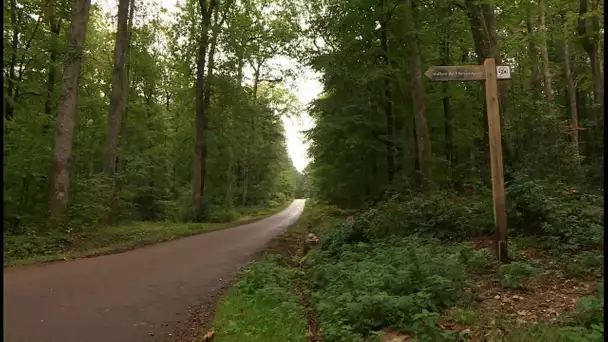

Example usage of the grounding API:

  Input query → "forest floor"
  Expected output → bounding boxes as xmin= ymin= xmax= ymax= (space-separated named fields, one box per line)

xmin=3 ymin=200 xmax=306 ymax=342
xmin=3 ymin=202 xmax=291 ymax=268
xmin=207 ymin=202 xmax=604 ymax=342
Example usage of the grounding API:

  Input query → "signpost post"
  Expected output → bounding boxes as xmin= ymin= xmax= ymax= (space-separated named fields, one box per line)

xmin=425 ymin=58 xmax=511 ymax=262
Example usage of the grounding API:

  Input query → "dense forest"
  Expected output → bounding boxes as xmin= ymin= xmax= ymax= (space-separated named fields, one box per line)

xmin=4 ymin=0 xmax=306 ymax=241
xmin=303 ymin=0 xmax=603 ymax=206
xmin=3 ymin=0 xmax=605 ymax=340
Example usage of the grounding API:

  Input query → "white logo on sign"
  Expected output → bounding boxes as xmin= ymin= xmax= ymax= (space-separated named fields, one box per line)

xmin=496 ymin=66 xmax=511 ymax=79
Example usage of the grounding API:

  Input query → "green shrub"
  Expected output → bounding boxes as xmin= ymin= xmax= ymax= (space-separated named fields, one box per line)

xmin=310 ymin=237 xmax=467 ymax=341
xmin=4 ymin=231 xmax=74 ymax=261
xmin=569 ymin=282 xmax=604 ymax=328
xmin=506 ymin=177 xmax=603 ymax=251
xmin=499 ymin=261 xmax=538 ymax=289
xmin=234 ymin=255 xmax=298 ymax=295
xmin=455 ymin=244 xmax=496 ymax=270
xmin=565 ymin=252 xmax=604 ymax=278
xmin=320 ymin=193 xmax=494 ymax=256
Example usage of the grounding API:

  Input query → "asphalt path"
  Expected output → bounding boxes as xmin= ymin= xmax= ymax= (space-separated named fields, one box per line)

xmin=4 ymin=199 xmax=306 ymax=342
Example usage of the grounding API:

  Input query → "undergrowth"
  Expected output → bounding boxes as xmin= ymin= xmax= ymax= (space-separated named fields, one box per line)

xmin=3 ymin=202 xmax=289 ymax=267
xmin=211 ymin=255 xmax=307 ymax=342
xmin=209 ymin=178 xmax=604 ymax=341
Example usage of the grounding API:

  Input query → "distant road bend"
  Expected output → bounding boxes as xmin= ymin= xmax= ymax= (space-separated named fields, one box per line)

xmin=4 ymin=199 xmax=306 ymax=342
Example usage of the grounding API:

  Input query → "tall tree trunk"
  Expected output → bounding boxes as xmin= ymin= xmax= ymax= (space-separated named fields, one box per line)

xmin=405 ymin=0 xmax=432 ymax=189
xmin=526 ymin=15 xmax=542 ymax=91
xmin=439 ymin=24 xmax=455 ymax=169
xmin=463 ymin=0 xmax=513 ymax=182
xmin=48 ymin=0 xmax=92 ymax=227
xmin=109 ymin=0 xmax=136 ymax=224
xmin=563 ymin=28 xmax=579 ymax=154
xmin=578 ymin=0 xmax=604 ymax=140
xmin=241 ymin=64 xmax=261 ymax=205
xmin=104 ymin=0 xmax=131 ymax=179
xmin=539 ymin=0 xmax=554 ymax=105
xmin=379 ymin=1 xmax=395 ymax=182
xmin=192 ymin=0 xmax=216 ymax=218
xmin=5 ymin=0 xmax=21 ymax=121
xmin=463 ymin=0 xmax=509 ymax=120
xmin=44 ymin=3 xmax=62 ymax=118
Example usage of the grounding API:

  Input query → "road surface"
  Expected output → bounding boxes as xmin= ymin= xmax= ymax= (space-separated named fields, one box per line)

xmin=4 ymin=199 xmax=306 ymax=342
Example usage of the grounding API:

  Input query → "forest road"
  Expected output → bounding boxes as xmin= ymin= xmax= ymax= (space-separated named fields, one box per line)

xmin=3 ymin=199 xmax=306 ymax=342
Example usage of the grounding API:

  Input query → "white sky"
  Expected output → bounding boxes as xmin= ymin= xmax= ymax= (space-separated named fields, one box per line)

xmin=93 ymin=0 xmax=321 ymax=172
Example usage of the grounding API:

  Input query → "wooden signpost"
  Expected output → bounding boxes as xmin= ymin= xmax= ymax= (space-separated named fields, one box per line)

xmin=425 ymin=58 xmax=511 ymax=262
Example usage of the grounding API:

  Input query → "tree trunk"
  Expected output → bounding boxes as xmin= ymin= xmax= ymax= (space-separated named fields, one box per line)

xmin=439 ymin=29 xmax=455 ymax=168
xmin=405 ymin=0 xmax=432 ymax=189
xmin=5 ymin=0 xmax=20 ymax=121
xmin=539 ymin=0 xmax=554 ymax=105
xmin=563 ymin=33 xmax=579 ymax=153
xmin=192 ymin=0 xmax=216 ymax=218
xmin=526 ymin=15 xmax=542 ymax=91
xmin=578 ymin=0 xmax=604 ymax=140
xmin=109 ymin=0 xmax=136 ymax=224
xmin=104 ymin=0 xmax=131 ymax=179
xmin=379 ymin=2 xmax=395 ymax=182
xmin=463 ymin=0 xmax=508 ymax=120
xmin=241 ymin=64 xmax=261 ymax=205
xmin=44 ymin=5 xmax=62 ymax=118
xmin=48 ymin=0 xmax=92 ymax=227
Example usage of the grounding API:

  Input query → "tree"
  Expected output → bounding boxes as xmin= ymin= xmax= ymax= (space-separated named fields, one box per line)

xmin=192 ymin=0 xmax=217 ymax=219
xmin=104 ymin=0 xmax=133 ymax=223
xmin=48 ymin=0 xmax=92 ymax=227
xmin=404 ymin=0 xmax=433 ymax=188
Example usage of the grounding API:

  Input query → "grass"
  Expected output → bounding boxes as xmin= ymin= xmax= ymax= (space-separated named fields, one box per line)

xmin=4 ymin=201 xmax=291 ymax=268
xmin=208 ymin=202 xmax=345 ymax=342
xmin=210 ymin=256 xmax=308 ymax=342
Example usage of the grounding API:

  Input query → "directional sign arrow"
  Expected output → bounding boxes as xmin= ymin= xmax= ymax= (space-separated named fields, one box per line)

xmin=424 ymin=65 xmax=486 ymax=81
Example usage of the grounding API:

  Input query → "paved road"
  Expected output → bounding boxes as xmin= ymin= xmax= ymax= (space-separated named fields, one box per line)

xmin=4 ymin=199 xmax=306 ymax=342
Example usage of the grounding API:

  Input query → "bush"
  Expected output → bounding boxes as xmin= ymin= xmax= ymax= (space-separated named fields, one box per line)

xmin=499 ymin=261 xmax=538 ymax=289
xmin=565 ymin=252 xmax=604 ymax=278
xmin=310 ymin=237 xmax=467 ymax=341
xmin=570 ymin=282 xmax=604 ymax=328
xmin=506 ymin=177 xmax=603 ymax=251
xmin=234 ymin=255 xmax=298 ymax=295
xmin=320 ymin=193 xmax=494 ymax=256
xmin=454 ymin=244 xmax=496 ymax=270
xmin=4 ymin=231 xmax=74 ymax=261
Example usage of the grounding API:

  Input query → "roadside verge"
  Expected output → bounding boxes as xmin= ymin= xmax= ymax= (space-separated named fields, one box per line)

xmin=4 ymin=201 xmax=292 ymax=268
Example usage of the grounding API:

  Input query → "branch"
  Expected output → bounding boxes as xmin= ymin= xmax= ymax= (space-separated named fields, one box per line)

xmin=258 ymin=77 xmax=283 ymax=83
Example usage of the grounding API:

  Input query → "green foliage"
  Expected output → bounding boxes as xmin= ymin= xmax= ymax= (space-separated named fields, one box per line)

xmin=569 ymin=283 xmax=604 ymax=328
xmin=507 ymin=177 xmax=604 ymax=251
xmin=3 ymin=0 xmax=301 ymax=246
xmin=310 ymin=237 xmax=467 ymax=341
xmin=454 ymin=244 xmax=496 ymax=270
xmin=565 ymin=252 xmax=604 ymax=278
xmin=320 ymin=194 xmax=493 ymax=257
xmin=212 ymin=255 xmax=307 ymax=342
xmin=3 ymin=207 xmax=284 ymax=267
xmin=450 ymin=307 xmax=479 ymax=325
xmin=499 ymin=261 xmax=539 ymax=289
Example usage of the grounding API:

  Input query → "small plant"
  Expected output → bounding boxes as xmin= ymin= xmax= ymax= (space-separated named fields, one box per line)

xmin=499 ymin=261 xmax=538 ymax=289
xmin=566 ymin=251 xmax=604 ymax=278
xmin=455 ymin=244 xmax=495 ymax=270
xmin=570 ymin=283 xmax=604 ymax=328
xmin=450 ymin=307 xmax=478 ymax=325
